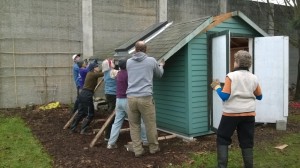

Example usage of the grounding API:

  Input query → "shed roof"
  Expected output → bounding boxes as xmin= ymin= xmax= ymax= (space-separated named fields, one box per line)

xmin=114 ymin=11 xmax=269 ymax=61
xmin=146 ymin=16 xmax=212 ymax=61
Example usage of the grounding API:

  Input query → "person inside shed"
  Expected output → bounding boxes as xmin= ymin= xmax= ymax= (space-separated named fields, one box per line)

xmin=126 ymin=41 xmax=165 ymax=157
xmin=70 ymin=62 xmax=104 ymax=135
xmin=71 ymin=53 xmax=81 ymax=114
xmin=210 ymin=50 xmax=262 ymax=168
xmin=102 ymin=58 xmax=117 ymax=141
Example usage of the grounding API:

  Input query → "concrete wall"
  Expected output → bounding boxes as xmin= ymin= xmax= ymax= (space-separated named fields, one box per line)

xmin=0 ymin=0 xmax=297 ymax=108
xmin=167 ymin=0 xmax=220 ymax=23
xmin=0 ymin=0 xmax=82 ymax=108
xmin=92 ymin=0 xmax=157 ymax=58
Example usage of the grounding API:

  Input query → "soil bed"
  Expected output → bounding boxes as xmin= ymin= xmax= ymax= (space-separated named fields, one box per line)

xmin=2 ymin=102 xmax=299 ymax=168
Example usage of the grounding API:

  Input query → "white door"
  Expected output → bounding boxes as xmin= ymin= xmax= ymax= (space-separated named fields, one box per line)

xmin=254 ymin=36 xmax=289 ymax=123
xmin=211 ymin=31 xmax=230 ymax=130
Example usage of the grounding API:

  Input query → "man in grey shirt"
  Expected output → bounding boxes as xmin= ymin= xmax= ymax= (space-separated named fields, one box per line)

xmin=126 ymin=41 xmax=165 ymax=157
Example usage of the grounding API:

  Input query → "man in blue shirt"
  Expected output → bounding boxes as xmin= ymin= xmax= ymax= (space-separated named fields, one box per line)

xmin=72 ymin=54 xmax=81 ymax=114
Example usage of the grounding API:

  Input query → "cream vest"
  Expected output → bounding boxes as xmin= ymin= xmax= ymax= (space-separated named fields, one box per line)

xmin=223 ymin=70 xmax=258 ymax=113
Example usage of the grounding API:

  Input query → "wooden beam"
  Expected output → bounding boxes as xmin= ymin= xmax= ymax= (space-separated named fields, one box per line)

xmin=127 ymin=134 xmax=177 ymax=144
xmin=204 ymin=12 xmax=233 ymax=31
xmin=93 ymin=127 xmax=130 ymax=134
xmin=63 ymin=111 xmax=78 ymax=129
xmin=90 ymin=110 xmax=116 ymax=148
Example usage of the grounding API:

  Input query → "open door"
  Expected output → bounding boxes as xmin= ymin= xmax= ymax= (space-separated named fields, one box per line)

xmin=254 ymin=36 xmax=289 ymax=123
xmin=210 ymin=30 xmax=230 ymax=131
xmin=210 ymin=34 xmax=288 ymax=131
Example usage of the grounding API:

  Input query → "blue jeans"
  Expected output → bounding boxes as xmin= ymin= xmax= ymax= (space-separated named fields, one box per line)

xmin=108 ymin=98 xmax=148 ymax=145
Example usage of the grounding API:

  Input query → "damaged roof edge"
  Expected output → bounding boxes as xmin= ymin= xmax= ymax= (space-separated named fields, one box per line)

xmin=115 ymin=21 xmax=169 ymax=52
xmin=158 ymin=16 xmax=214 ymax=62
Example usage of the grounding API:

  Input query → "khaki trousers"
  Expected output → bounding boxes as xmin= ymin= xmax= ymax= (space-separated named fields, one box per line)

xmin=127 ymin=96 xmax=159 ymax=154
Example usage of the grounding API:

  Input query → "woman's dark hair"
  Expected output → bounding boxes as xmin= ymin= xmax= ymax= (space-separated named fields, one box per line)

xmin=118 ymin=58 xmax=127 ymax=70
xmin=77 ymin=60 xmax=84 ymax=68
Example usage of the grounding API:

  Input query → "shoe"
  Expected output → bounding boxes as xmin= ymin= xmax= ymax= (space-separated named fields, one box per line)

xmin=150 ymin=147 xmax=160 ymax=154
xmin=142 ymin=142 xmax=149 ymax=146
xmin=80 ymin=129 xmax=93 ymax=135
xmin=107 ymin=144 xmax=118 ymax=149
xmin=135 ymin=150 xmax=145 ymax=158
xmin=124 ymin=144 xmax=134 ymax=152
xmin=69 ymin=129 xmax=77 ymax=134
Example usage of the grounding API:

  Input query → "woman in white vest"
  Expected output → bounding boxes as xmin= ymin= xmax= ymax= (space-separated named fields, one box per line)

xmin=211 ymin=50 xmax=263 ymax=168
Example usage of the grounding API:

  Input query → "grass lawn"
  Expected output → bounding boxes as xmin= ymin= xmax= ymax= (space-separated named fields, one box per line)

xmin=171 ymin=114 xmax=300 ymax=168
xmin=0 ymin=114 xmax=52 ymax=168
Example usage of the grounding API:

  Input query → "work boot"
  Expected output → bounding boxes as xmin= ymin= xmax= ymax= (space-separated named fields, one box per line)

xmin=134 ymin=149 xmax=145 ymax=158
xmin=242 ymin=148 xmax=253 ymax=168
xmin=80 ymin=129 xmax=93 ymax=135
xmin=80 ymin=118 xmax=92 ymax=134
xmin=217 ymin=145 xmax=228 ymax=168
xmin=70 ymin=118 xmax=81 ymax=132
xmin=124 ymin=143 xmax=134 ymax=152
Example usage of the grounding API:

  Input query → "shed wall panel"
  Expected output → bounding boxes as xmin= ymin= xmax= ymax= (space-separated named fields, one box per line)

xmin=154 ymin=47 xmax=189 ymax=134
xmin=187 ymin=34 xmax=210 ymax=135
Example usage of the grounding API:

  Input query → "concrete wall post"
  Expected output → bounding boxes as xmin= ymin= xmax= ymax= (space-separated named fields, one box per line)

xmin=219 ymin=0 xmax=227 ymax=14
xmin=157 ymin=0 xmax=167 ymax=22
xmin=268 ymin=3 xmax=275 ymax=35
xmin=82 ymin=0 xmax=93 ymax=58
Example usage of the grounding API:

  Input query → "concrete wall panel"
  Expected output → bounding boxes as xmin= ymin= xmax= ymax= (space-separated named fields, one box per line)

xmin=93 ymin=0 xmax=157 ymax=57
xmin=0 ymin=0 xmax=82 ymax=108
xmin=167 ymin=0 xmax=219 ymax=23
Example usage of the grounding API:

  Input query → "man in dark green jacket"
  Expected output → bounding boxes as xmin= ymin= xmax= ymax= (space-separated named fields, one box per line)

xmin=70 ymin=62 xmax=103 ymax=134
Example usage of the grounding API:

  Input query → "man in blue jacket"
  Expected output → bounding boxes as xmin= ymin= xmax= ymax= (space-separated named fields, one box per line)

xmin=72 ymin=54 xmax=81 ymax=114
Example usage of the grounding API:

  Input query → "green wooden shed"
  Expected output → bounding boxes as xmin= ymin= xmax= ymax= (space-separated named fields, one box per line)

xmin=114 ymin=11 xmax=289 ymax=139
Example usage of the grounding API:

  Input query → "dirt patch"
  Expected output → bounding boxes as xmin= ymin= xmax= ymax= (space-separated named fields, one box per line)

xmin=2 ymin=102 xmax=299 ymax=168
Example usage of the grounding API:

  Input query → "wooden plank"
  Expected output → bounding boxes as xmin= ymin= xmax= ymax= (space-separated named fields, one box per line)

xmin=205 ymin=12 xmax=233 ymax=31
xmin=93 ymin=127 xmax=130 ymax=134
xmin=63 ymin=111 xmax=78 ymax=129
xmin=90 ymin=110 xmax=116 ymax=148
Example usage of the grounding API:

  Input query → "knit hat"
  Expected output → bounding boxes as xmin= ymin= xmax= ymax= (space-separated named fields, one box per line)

xmin=118 ymin=58 xmax=127 ymax=70
xmin=88 ymin=62 xmax=99 ymax=71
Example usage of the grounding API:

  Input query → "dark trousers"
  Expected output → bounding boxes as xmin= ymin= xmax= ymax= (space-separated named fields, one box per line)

xmin=104 ymin=94 xmax=116 ymax=139
xmin=217 ymin=116 xmax=255 ymax=149
xmin=70 ymin=89 xmax=94 ymax=131
xmin=73 ymin=86 xmax=81 ymax=113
